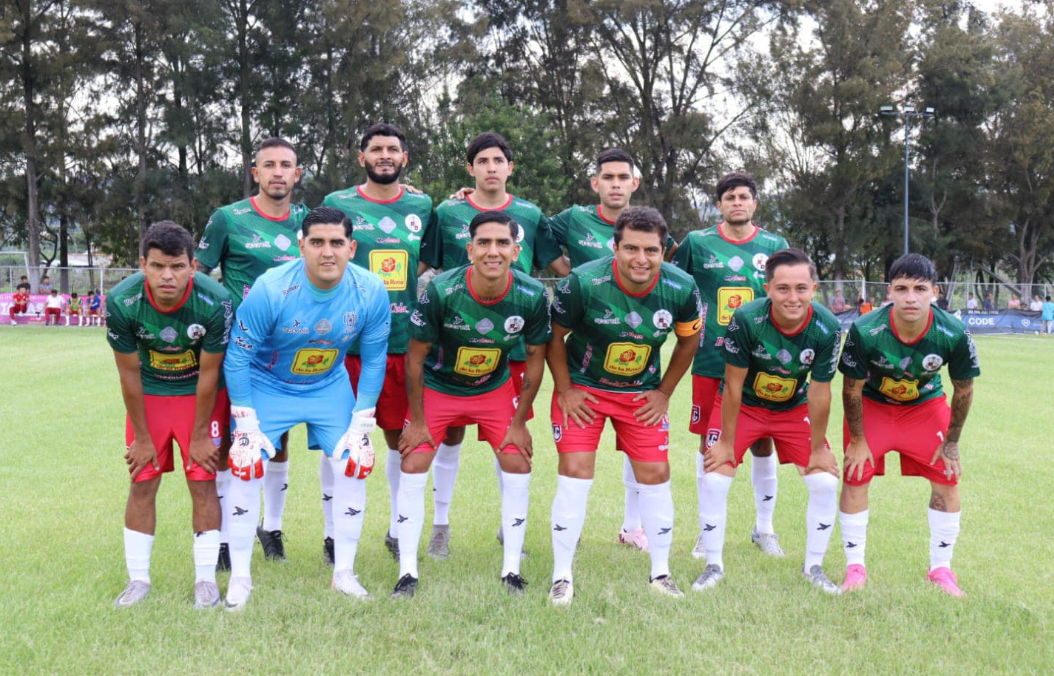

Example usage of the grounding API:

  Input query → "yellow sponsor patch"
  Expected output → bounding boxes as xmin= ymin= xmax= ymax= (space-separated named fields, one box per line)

xmin=454 ymin=346 xmax=501 ymax=377
xmin=879 ymin=376 xmax=920 ymax=402
xmin=148 ymin=349 xmax=197 ymax=372
xmin=717 ymin=287 xmax=754 ymax=326
xmin=752 ymin=372 xmax=797 ymax=402
xmin=603 ymin=342 xmax=652 ymax=376
xmin=369 ymin=250 xmax=409 ymax=291
xmin=291 ymin=348 xmax=339 ymax=375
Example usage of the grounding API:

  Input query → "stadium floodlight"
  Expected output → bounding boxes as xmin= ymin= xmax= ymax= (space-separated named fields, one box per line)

xmin=878 ymin=104 xmax=937 ymax=255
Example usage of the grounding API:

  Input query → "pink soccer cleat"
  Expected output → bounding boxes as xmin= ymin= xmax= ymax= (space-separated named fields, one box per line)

xmin=617 ymin=527 xmax=649 ymax=552
xmin=842 ymin=564 xmax=868 ymax=592
xmin=926 ymin=567 xmax=965 ymax=597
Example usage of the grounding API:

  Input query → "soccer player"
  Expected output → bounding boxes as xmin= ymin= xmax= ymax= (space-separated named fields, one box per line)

xmin=322 ymin=122 xmax=436 ymax=565
xmin=419 ymin=131 xmax=566 ymax=558
xmin=221 ymin=206 xmax=389 ymax=609
xmin=106 ymin=221 xmax=233 ymax=608
xmin=394 ymin=211 xmax=551 ymax=597
xmin=10 ymin=286 xmax=29 ymax=324
xmin=672 ymin=172 xmax=790 ymax=559
xmin=838 ymin=253 xmax=979 ymax=596
xmin=196 ymin=137 xmax=309 ymax=567
xmin=693 ymin=249 xmax=842 ymax=594
xmin=67 ymin=292 xmax=84 ymax=326
xmin=88 ymin=290 xmax=103 ymax=325
xmin=547 ymin=207 xmax=701 ymax=604
xmin=44 ymin=289 xmax=63 ymax=325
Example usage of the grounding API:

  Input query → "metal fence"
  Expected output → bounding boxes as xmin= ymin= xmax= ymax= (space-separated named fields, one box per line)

xmin=1 ymin=266 xmax=139 ymax=295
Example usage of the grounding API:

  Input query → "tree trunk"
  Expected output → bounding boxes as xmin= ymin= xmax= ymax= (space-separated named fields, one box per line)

xmin=135 ymin=20 xmax=148 ymax=260
xmin=21 ymin=0 xmax=42 ymax=287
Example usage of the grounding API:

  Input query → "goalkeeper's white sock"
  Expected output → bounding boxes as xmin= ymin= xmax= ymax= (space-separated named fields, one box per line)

xmin=123 ymin=528 xmax=153 ymax=584
xmin=319 ymin=453 xmax=334 ymax=540
xmin=331 ymin=463 xmax=366 ymax=574
xmin=386 ymin=448 xmax=402 ymax=536
xmin=431 ymin=442 xmax=461 ymax=526
xmin=215 ymin=469 xmax=231 ymax=545
xmin=193 ymin=529 xmax=220 ymax=584
xmin=226 ymin=476 xmax=261 ymax=581
xmin=397 ymin=471 xmax=429 ymax=579
xmin=261 ymin=460 xmax=289 ymax=532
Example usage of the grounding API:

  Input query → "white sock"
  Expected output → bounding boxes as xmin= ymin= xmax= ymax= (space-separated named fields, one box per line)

xmin=331 ymin=460 xmax=366 ymax=574
xmin=752 ymin=452 xmax=778 ymax=534
xmin=215 ymin=469 xmax=231 ymax=545
xmin=226 ymin=476 xmax=261 ymax=581
xmin=928 ymin=509 xmax=961 ymax=571
xmin=386 ymin=448 xmax=401 ymax=536
xmin=494 ymin=455 xmax=504 ymax=498
xmin=699 ymin=472 xmax=733 ymax=570
xmin=500 ymin=471 xmax=531 ymax=576
xmin=123 ymin=528 xmax=154 ymax=583
xmin=696 ymin=452 xmax=707 ymax=532
xmin=840 ymin=509 xmax=869 ymax=567
xmin=262 ymin=460 xmax=289 ymax=532
xmin=397 ymin=471 xmax=429 ymax=579
xmin=638 ymin=480 xmax=675 ymax=579
xmin=802 ymin=473 xmax=839 ymax=570
xmin=622 ymin=455 xmax=642 ymax=532
xmin=193 ymin=529 xmax=220 ymax=584
xmin=551 ymin=475 xmax=592 ymax=583
xmin=431 ymin=442 xmax=461 ymax=526
xmin=319 ymin=453 xmax=334 ymax=539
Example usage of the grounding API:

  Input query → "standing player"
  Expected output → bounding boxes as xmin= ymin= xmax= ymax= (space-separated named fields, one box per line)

xmin=672 ymin=172 xmax=790 ymax=558
xmin=394 ymin=211 xmax=551 ymax=597
xmin=838 ymin=253 xmax=979 ymax=596
xmin=693 ymin=249 xmax=841 ymax=593
xmin=196 ymin=137 xmax=308 ymax=567
xmin=322 ymin=122 xmax=436 ymax=566
xmin=221 ymin=206 xmax=390 ymax=608
xmin=547 ymin=207 xmax=701 ymax=604
xmin=419 ymin=131 xmax=566 ymax=557
xmin=106 ymin=221 xmax=232 ymax=608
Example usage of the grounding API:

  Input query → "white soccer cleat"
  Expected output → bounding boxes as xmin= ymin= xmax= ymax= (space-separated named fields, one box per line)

xmin=114 ymin=580 xmax=150 ymax=608
xmin=224 ymin=576 xmax=253 ymax=611
xmin=549 ymin=579 xmax=574 ymax=605
xmin=650 ymin=575 xmax=685 ymax=598
xmin=194 ymin=580 xmax=221 ymax=608
xmin=692 ymin=564 xmax=725 ymax=591
xmin=332 ymin=569 xmax=371 ymax=599
xmin=751 ymin=528 xmax=785 ymax=557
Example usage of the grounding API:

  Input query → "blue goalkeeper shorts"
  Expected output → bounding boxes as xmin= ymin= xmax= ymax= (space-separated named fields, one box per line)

xmin=247 ymin=375 xmax=354 ymax=458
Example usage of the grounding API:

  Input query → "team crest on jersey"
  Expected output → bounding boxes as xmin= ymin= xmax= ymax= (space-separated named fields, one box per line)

xmin=274 ymin=234 xmax=292 ymax=251
xmin=752 ymin=253 xmax=769 ymax=271
xmin=727 ymin=256 xmax=744 ymax=272
xmin=504 ymin=316 xmax=524 ymax=334
xmin=551 ymin=423 xmax=563 ymax=442
xmin=652 ymin=309 xmax=673 ymax=330
xmin=625 ymin=312 xmax=643 ymax=329
xmin=343 ymin=312 xmax=358 ymax=328
xmin=405 ymin=214 xmax=423 ymax=233
xmin=922 ymin=354 xmax=943 ymax=371
xmin=187 ymin=324 xmax=207 ymax=341
xmin=160 ymin=327 xmax=178 ymax=343
xmin=315 ymin=319 xmax=332 ymax=335
xmin=475 ymin=318 xmax=495 ymax=334
xmin=513 ymin=220 xmax=525 ymax=243
xmin=799 ymin=348 xmax=815 ymax=365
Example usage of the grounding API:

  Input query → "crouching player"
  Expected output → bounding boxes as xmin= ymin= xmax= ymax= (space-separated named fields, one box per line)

xmin=694 ymin=249 xmax=842 ymax=593
xmin=107 ymin=221 xmax=233 ymax=608
xmin=547 ymin=207 xmax=701 ymax=604
xmin=838 ymin=253 xmax=980 ymax=596
xmin=222 ymin=206 xmax=390 ymax=609
xmin=395 ymin=211 xmax=551 ymax=597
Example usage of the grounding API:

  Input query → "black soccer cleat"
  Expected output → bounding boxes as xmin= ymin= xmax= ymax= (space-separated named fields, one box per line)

xmin=257 ymin=527 xmax=286 ymax=561
xmin=384 ymin=531 xmax=400 ymax=561
xmin=323 ymin=537 xmax=335 ymax=567
xmin=216 ymin=542 xmax=231 ymax=572
xmin=391 ymin=573 xmax=418 ymax=599
xmin=501 ymin=573 xmax=528 ymax=594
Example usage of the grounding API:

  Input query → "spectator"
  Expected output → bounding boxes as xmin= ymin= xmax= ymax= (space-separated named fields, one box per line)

xmin=16 ymin=276 xmax=30 ymax=292
xmin=43 ymin=289 xmax=63 ymax=325
xmin=1007 ymin=293 xmax=1021 ymax=310
xmin=857 ymin=296 xmax=873 ymax=314
xmin=38 ymin=275 xmax=53 ymax=294
xmin=1043 ymin=296 xmax=1054 ymax=335
xmin=936 ymin=291 xmax=949 ymax=311
xmin=966 ymin=293 xmax=978 ymax=310
xmin=1030 ymin=294 xmax=1043 ymax=312
xmin=982 ymin=293 xmax=994 ymax=311
xmin=830 ymin=289 xmax=847 ymax=312
xmin=9 ymin=287 xmax=29 ymax=324
xmin=67 ymin=292 xmax=84 ymax=326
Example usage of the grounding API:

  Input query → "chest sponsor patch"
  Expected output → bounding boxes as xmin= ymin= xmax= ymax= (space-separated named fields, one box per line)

xmin=290 ymin=348 xmax=339 ymax=376
xmin=717 ymin=287 xmax=753 ymax=326
xmin=879 ymin=376 xmax=920 ymax=402
xmin=752 ymin=372 xmax=796 ymax=402
xmin=453 ymin=346 xmax=501 ymax=377
xmin=369 ymin=250 xmax=409 ymax=291
xmin=602 ymin=342 xmax=651 ymax=376
xmin=149 ymin=349 xmax=198 ymax=372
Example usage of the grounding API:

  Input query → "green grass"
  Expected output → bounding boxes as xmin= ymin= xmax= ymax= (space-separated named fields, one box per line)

xmin=1 ymin=328 xmax=1051 ymax=675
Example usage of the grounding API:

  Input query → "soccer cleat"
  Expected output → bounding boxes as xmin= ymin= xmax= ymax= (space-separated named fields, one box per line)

xmin=692 ymin=564 xmax=725 ymax=591
xmin=114 ymin=580 xmax=150 ymax=608
xmin=650 ymin=575 xmax=685 ymax=598
xmin=193 ymin=580 xmax=221 ymax=608
xmin=427 ymin=525 xmax=450 ymax=560
xmin=256 ymin=527 xmax=286 ymax=561
xmin=751 ymin=528 xmax=785 ymax=557
xmin=803 ymin=565 xmax=841 ymax=595
xmin=323 ymin=537 xmax=335 ymax=567
xmin=391 ymin=573 xmax=418 ymax=599
xmin=332 ymin=570 xmax=370 ymax=599
xmin=549 ymin=579 xmax=574 ymax=605
xmin=224 ymin=576 xmax=253 ymax=611
xmin=384 ymin=531 xmax=400 ymax=561
xmin=216 ymin=542 xmax=231 ymax=572
xmin=502 ymin=573 xmax=528 ymax=594
xmin=842 ymin=564 xmax=867 ymax=592
xmin=926 ymin=567 xmax=965 ymax=597
xmin=617 ymin=527 xmax=649 ymax=552
xmin=691 ymin=533 xmax=707 ymax=560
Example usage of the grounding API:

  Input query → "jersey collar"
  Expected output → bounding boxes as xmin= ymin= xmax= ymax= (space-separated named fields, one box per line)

xmin=145 ymin=276 xmax=194 ymax=314
xmin=356 ymin=184 xmax=404 ymax=204
xmin=769 ymin=302 xmax=813 ymax=337
xmin=889 ymin=306 xmax=934 ymax=345
xmin=717 ymin=222 xmax=759 ymax=243
xmin=466 ymin=267 xmax=512 ymax=305
xmin=250 ymin=195 xmax=291 ymax=222
xmin=611 ymin=258 xmax=659 ymax=298
xmin=595 ymin=205 xmax=616 ymax=225
xmin=467 ymin=193 xmax=513 ymax=212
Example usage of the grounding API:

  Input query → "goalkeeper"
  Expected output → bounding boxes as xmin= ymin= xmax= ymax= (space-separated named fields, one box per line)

xmin=222 ymin=206 xmax=390 ymax=609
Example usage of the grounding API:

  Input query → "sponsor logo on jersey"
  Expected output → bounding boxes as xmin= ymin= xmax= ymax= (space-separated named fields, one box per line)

xmin=727 ymin=255 xmax=744 ymax=272
xmin=602 ymin=342 xmax=651 ymax=376
xmin=594 ymin=309 xmax=620 ymax=325
xmin=455 ymin=223 xmax=470 ymax=241
xmin=282 ymin=284 xmax=300 ymax=296
xmin=752 ymin=253 xmax=769 ymax=271
xmin=149 ymin=349 xmax=198 ymax=372
xmin=245 ymin=233 xmax=272 ymax=250
xmin=234 ymin=336 xmax=254 ymax=350
xmin=309 ymin=339 xmax=334 ymax=346
xmin=390 ymin=302 xmax=409 ymax=314
xmin=475 ymin=318 xmax=495 ymax=334
xmin=661 ymin=278 xmax=683 ymax=290
xmin=187 ymin=324 xmax=207 ymax=341
xmin=354 ymin=216 xmax=374 ymax=231
xmin=653 ymin=309 xmax=673 ymax=330
xmin=625 ymin=312 xmax=643 ymax=329
xmin=123 ymin=293 xmax=142 ymax=307
xmin=869 ymin=324 xmax=887 ymax=336
xmin=238 ymin=319 xmax=249 ymax=332
xmin=577 ymin=232 xmax=604 ymax=249
xmin=291 ymin=348 xmax=338 ymax=375
xmin=314 ymin=318 xmax=332 ymax=335
xmin=136 ymin=326 xmax=155 ymax=340
xmin=410 ymin=310 xmax=426 ymax=327
xmin=753 ymin=344 xmax=771 ymax=360
xmin=378 ymin=216 xmax=397 ymax=234
xmin=370 ymin=250 xmax=409 ymax=291
xmin=198 ymin=240 xmax=210 ymax=250
xmin=753 ymin=372 xmax=796 ymax=402
xmin=591 ymin=275 xmax=612 ymax=285
xmin=922 ymin=353 xmax=943 ymax=371
xmin=274 ymin=234 xmax=292 ymax=251
xmin=454 ymin=346 xmax=501 ymax=377
xmin=800 ymin=348 xmax=815 ymax=365
xmin=504 ymin=316 xmax=524 ymax=334
xmin=703 ymin=255 xmax=724 ymax=270
xmin=717 ymin=287 xmax=753 ymax=326
xmin=444 ymin=316 xmax=470 ymax=331
xmin=160 ymin=326 xmax=178 ymax=343
xmin=899 ymin=356 xmax=913 ymax=370
xmin=283 ymin=319 xmax=308 ymax=334
xmin=776 ymin=348 xmax=792 ymax=365
xmin=405 ymin=214 xmax=423 ymax=233
xmin=879 ymin=376 xmax=920 ymax=402
xmin=343 ymin=312 xmax=358 ymax=328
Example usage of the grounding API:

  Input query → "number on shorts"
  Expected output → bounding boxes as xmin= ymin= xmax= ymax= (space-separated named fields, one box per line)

xmin=937 ymin=430 xmax=944 ymax=443
xmin=211 ymin=421 xmax=221 ymax=439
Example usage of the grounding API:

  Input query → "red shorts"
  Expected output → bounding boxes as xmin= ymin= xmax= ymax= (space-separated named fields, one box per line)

xmin=45 ymin=308 xmax=61 ymax=319
xmin=346 ymin=354 xmax=408 ymax=431
xmin=690 ymin=375 xmax=721 ymax=434
xmin=125 ymin=389 xmax=229 ymax=483
xmin=551 ymin=385 xmax=669 ymax=463
xmin=842 ymin=396 xmax=955 ymax=486
xmin=705 ymin=397 xmax=825 ymax=468
xmin=406 ymin=379 xmax=522 ymax=454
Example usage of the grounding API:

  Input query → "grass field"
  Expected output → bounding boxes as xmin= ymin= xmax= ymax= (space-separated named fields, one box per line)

xmin=1 ymin=328 xmax=1052 ymax=675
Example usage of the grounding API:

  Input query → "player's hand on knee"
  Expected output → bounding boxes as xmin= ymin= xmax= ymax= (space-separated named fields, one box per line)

xmin=500 ymin=422 xmax=533 ymax=466
xmin=631 ymin=389 xmax=670 ymax=426
xmin=843 ymin=438 xmax=874 ymax=482
xmin=229 ymin=406 xmax=273 ymax=480
xmin=125 ymin=438 xmax=161 ymax=480
xmin=806 ymin=443 xmax=839 ymax=477
xmin=188 ymin=436 xmax=220 ymax=474
xmin=398 ymin=420 xmax=436 ymax=457
xmin=931 ymin=440 xmax=962 ymax=480
xmin=703 ymin=437 xmax=734 ymax=473
xmin=334 ymin=428 xmax=375 ymax=479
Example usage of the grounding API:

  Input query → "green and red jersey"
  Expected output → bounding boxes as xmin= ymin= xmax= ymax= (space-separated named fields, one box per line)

xmin=838 ymin=305 xmax=980 ymax=406
xmin=410 ymin=265 xmax=552 ymax=395
xmin=548 ymin=204 xmax=678 ymax=268
xmin=721 ymin=299 xmax=842 ymax=411
xmin=672 ymin=223 xmax=789 ymax=378
xmin=106 ymin=272 xmax=233 ymax=396
xmin=551 ymin=256 xmax=701 ymax=392
xmin=321 ymin=185 xmax=437 ymax=354
xmin=196 ymin=197 xmax=309 ymax=309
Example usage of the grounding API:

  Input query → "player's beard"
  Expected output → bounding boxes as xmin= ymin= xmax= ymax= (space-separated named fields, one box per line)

xmin=365 ymin=159 xmax=403 ymax=185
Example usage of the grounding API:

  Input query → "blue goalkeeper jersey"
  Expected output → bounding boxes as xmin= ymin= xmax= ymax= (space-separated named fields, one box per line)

xmin=224 ymin=259 xmax=390 ymax=410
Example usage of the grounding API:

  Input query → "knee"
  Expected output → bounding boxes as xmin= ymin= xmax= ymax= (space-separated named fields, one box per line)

xmin=400 ymin=453 xmax=432 ymax=475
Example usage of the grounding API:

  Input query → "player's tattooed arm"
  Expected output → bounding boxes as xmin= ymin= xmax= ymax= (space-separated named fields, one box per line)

xmin=930 ymin=377 xmax=973 ymax=479
xmin=842 ymin=377 xmax=874 ymax=482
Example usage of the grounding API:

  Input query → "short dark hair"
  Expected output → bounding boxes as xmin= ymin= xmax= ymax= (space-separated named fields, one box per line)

xmin=715 ymin=171 xmax=758 ymax=202
xmin=301 ymin=206 xmax=353 ymax=239
xmin=596 ymin=148 xmax=635 ymax=175
xmin=20 ymin=275 xmax=26 ymax=280
xmin=256 ymin=137 xmax=297 ymax=160
xmin=50 ymin=289 xmax=57 ymax=294
xmin=71 ymin=292 xmax=78 ymax=299
xmin=468 ymin=210 xmax=520 ymax=241
xmin=360 ymin=123 xmax=408 ymax=152
xmin=887 ymin=253 xmax=938 ymax=285
xmin=141 ymin=220 xmax=195 ymax=260
xmin=42 ymin=275 xmax=50 ymax=280
xmin=467 ymin=132 xmax=513 ymax=164
xmin=613 ymin=207 xmax=669 ymax=247
xmin=764 ymin=248 xmax=817 ymax=282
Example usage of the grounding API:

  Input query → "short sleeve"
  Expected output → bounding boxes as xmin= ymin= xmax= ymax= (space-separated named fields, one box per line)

xmin=548 ymin=209 xmax=572 ymax=247
xmin=671 ymin=236 xmax=692 ymax=272
xmin=532 ymin=217 xmax=564 ymax=271
xmin=550 ymin=274 xmax=584 ymax=330
xmin=837 ymin=323 xmax=868 ymax=380
xmin=196 ymin=209 xmax=228 ymax=270
xmin=419 ymin=208 xmax=441 ymax=268
xmin=524 ymin=292 xmax=553 ymax=346
xmin=947 ymin=330 xmax=981 ymax=380
xmin=202 ymin=296 xmax=233 ymax=354
xmin=410 ymin=280 xmax=442 ymax=344
xmin=721 ymin=310 xmax=751 ymax=368
xmin=105 ymin=302 xmax=137 ymax=354
xmin=810 ymin=322 xmax=841 ymax=383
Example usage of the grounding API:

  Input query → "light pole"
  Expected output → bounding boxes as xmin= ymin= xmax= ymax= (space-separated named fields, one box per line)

xmin=879 ymin=105 xmax=935 ymax=255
